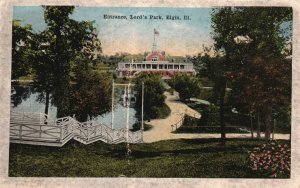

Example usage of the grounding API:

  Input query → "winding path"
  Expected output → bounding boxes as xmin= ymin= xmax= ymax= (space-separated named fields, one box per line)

xmin=143 ymin=92 xmax=290 ymax=143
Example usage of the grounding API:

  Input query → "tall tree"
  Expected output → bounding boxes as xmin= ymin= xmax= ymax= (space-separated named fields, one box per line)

xmin=211 ymin=7 xmax=235 ymax=142
xmin=29 ymin=31 xmax=56 ymax=116
xmin=30 ymin=6 xmax=101 ymax=117
xmin=211 ymin=7 xmax=292 ymax=140
xmin=12 ymin=20 xmax=33 ymax=79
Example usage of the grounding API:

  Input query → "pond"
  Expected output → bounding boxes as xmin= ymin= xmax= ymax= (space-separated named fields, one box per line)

xmin=10 ymin=85 xmax=137 ymax=129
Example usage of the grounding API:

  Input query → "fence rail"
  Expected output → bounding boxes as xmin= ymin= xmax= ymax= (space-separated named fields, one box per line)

xmin=10 ymin=111 xmax=143 ymax=147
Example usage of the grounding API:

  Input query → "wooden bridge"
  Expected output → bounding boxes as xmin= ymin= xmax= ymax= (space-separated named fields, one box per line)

xmin=10 ymin=111 xmax=143 ymax=147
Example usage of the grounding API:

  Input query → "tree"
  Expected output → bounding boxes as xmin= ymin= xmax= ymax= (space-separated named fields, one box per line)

xmin=173 ymin=74 xmax=202 ymax=101
xmin=12 ymin=20 xmax=33 ymax=79
xmin=70 ymin=56 xmax=112 ymax=121
xmin=135 ymin=73 xmax=165 ymax=120
xmin=230 ymin=53 xmax=291 ymax=139
xmin=29 ymin=31 xmax=56 ymax=116
xmin=211 ymin=7 xmax=292 ymax=140
xmin=29 ymin=6 xmax=102 ymax=117
xmin=210 ymin=8 xmax=235 ymax=142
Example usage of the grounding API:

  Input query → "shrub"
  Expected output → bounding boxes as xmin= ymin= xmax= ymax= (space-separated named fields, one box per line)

xmin=173 ymin=74 xmax=202 ymax=101
xmin=157 ymin=104 xmax=171 ymax=119
xmin=198 ymin=104 xmax=220 ymax=126
xmin=199 ymin=88 xmax=213 ymax=101
xmin=149 ymin=106 xmax=160 ymax=119
xmin=182 ymin=114 xmax=198 ymax=127
xmin=131 ymin=122 xmax=153 ymax=131
xmin=247 ymin=141 xmax=291 ymax=178
xmin=134 ymin=74 xmax=165 ymax=120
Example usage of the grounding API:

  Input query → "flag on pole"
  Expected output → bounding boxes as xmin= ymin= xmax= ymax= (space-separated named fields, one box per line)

xmin=154 ymin=28 xmax=159 ymax=36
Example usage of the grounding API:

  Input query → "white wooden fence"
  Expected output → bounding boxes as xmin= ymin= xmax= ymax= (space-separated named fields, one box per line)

xmin=10 ymin=111 xmax=143 ymax=147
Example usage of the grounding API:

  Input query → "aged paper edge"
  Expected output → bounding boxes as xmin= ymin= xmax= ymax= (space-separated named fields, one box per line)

xmin=0 ymin=0 xmax=299 ymax=187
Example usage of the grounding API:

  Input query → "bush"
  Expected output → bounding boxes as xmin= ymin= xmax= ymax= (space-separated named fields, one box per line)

xmin=198 ymin=104 xmax=220 ymax=126
xmin=149 ymin=106 xmax=159 ymax=119
xmin=157 ymin=104 xmax=171 ymax=119
xmin=134 ymin=74 xmax=166 ymax=120
xmin=247 ymin=141 xmax=291 ymax=178
xmin=199 ymin=88 xmax=213 ymax=101
xmin=131 ymin=123 xmax=153 ymax=131
xmin=173 ymin=74 xmax=202 ymax=101
xmin=198 ymin=77 xmax=214 ymax=87
xmin=182 ymin=114 xmax=198 ymax=127
xmin=146 ymin=104 xmax=171 ymax=119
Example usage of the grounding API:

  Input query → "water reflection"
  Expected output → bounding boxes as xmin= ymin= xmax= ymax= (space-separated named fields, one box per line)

xmin=10 ymin=84 xmax=137 ymax=129
xmin=11 ymin=85 xmax=31 ymax=107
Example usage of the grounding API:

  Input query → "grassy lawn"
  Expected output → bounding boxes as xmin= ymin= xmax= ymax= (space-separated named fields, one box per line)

xmin=9 ymin=138 xmax=290 ymax=178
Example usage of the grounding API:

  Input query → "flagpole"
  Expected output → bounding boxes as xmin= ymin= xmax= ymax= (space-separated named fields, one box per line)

xmin=154 ymin=29 xmax=156 ymax=44
xmin=153 ymin=29 xmax=155 ymax=52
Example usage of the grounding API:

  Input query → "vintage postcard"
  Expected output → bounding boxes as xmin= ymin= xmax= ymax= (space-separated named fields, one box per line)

xmin=0 ymin=0 xmax=299 ymax=187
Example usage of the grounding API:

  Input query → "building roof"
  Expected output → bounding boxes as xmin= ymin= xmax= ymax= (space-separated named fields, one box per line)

xmin=145 ymin=50 xmax=166 ymax=61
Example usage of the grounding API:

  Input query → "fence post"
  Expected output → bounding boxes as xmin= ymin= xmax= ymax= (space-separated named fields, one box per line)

xmin=87 ymin=125 xmax=89 ymax=141
xmin=19 ymin=125 xmax=22 ymax=140
xmin=94 ymin=122 xmax=97 ymax=137
xmin=111 ymin=128 xmax=114 ymax=143
xmin=107 ymin=131 xmax=109 ymax=143
xmin=72 ymin=114 xmax=76 ymax=133
xmin=39 ymin=113 xmax=42 ymax=125
xmin=80 ymin=124 xmax=82 ymax=137
xmin=39 ymin=124 xmax=42 ymax=138
xmin=60 ymin=126 xmax=63 ymax=141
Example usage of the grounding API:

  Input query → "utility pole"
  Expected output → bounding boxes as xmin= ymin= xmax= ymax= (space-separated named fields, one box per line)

xmin=126 ymin=83 xmax=130 ymax=142
xmin=111 ymin=79 xmax=114 ymax=129
xmin=141 ymin=82 xmax=144 ymax=131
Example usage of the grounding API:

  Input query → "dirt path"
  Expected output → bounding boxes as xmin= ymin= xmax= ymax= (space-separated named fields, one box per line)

xmin=143 ymin=92 xmax=290 ymax=143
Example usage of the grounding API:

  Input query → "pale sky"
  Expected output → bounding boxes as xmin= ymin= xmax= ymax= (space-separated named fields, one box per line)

xmin=13 ymin=6 xmax=214 ymax=56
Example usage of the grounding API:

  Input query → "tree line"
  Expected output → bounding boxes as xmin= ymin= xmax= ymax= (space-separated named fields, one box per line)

xmin=12 ymin=6 xmax=111 ymax=121
xmin=197 ymin=7 xmax=292 ymax=141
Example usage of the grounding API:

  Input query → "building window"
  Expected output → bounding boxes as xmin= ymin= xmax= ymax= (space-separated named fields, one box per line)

xmin=180 ymin=65 xmax=184 ymax=69
xmin=168 ymin=65 xmax=173 ymax=69
xmin=142 ymin=64 xmax=146 ymax=69
xmin=137 ymin=64 xmax=141 ymax=69
xmin=152 ymin=64 xmax=157 ymax=69
xmin=125 ymin=64 xmax=130 ymax=68
xmin=174 ymin=65 xmax=179 ymax=69
xmin=146 ymin=64 xmax=151 ymax=69
xmin=152 ymin=57 xmax=158 ymax=61
xmin=159 ymin=65 xmax=164 ymax=69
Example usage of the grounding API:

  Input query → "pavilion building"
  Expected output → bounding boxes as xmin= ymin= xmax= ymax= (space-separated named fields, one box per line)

xmin=116 ymin=29 xmax=196 ymax=78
